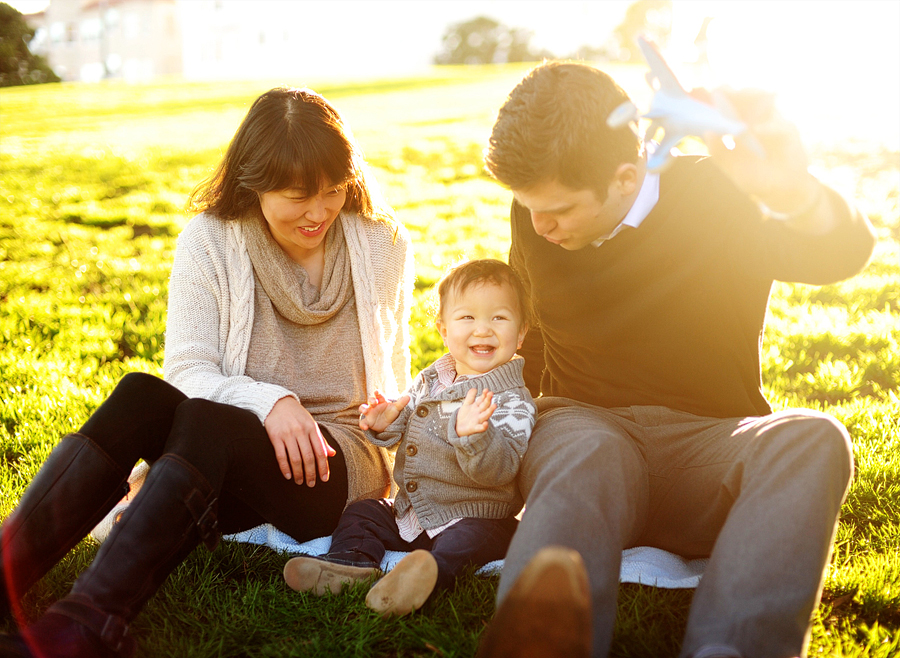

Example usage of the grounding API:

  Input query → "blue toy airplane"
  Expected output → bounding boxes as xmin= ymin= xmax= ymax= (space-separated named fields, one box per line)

xmin=607 ymin=35 xmax=764 ymax=171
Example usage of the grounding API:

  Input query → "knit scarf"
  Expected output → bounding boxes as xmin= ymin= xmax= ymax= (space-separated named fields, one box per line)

xmin=242 ymin=212 xmax=352 ymax=325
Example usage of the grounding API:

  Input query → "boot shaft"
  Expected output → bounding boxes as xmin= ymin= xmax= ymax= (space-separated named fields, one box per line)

xmin=1 ymin=434 xmax=130 ymax=621
xmin=64 ymin=453 xmax=219 ymax=638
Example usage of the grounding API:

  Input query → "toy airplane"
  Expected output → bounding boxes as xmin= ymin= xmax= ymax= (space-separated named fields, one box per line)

xmin=606 ymin=35 xmax=764 ymax=171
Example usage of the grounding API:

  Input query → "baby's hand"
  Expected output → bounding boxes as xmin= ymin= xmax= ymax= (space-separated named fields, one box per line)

xmin=359 ymin=390 xmax=410 ymax=433
xmin=455 ymin=388 xmax=496 ymax=437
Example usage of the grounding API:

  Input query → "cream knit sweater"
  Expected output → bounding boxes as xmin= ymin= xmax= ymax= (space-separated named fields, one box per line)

xmin=163 ymin=210 xmax=413 ymax=500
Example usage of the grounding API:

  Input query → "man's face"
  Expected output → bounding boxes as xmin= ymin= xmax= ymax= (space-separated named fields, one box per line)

xmin=512 ymin=179 xmax=627 ymax=251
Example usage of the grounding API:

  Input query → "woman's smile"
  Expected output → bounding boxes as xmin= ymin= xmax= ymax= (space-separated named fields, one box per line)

xmin=297 ymin=222 xmax=325 ymax=236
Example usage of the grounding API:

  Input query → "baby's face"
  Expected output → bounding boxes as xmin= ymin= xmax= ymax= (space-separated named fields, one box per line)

xmin=437 ymin=282 xmax=527 ymax=377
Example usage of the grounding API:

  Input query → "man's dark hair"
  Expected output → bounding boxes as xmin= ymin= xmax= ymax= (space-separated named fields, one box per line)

xmin=438 ymin=259 xmax=532 ymax=327
xmin=485 ymin=61 xmax=641 ymax=201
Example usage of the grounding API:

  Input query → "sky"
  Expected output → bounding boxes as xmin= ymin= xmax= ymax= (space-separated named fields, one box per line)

xmin=8 ymin=0 xmax=900 ymax=148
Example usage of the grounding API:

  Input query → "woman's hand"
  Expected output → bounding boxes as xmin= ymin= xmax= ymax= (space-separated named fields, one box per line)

xmin=264 ymin=396 xmax=336 ymax=487
xmin=455 ymin=388 xmax=497 ymax=437
xmin=359 ymin=390 xmax=410 ymax=433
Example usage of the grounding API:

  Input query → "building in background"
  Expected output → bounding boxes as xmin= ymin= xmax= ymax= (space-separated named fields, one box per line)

xmin=24 ymin=0 xmax=440 ymax=83
xmin=22 ymin=0 xmax=636 ymax=84
xmin=27 ymin=0 xmax=182 ymax=82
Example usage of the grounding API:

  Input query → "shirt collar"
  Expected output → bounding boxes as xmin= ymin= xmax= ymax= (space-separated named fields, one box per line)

xmin=432 ymin=352 xmax=490 ymax=395
xmin=433 ymin=353 xmax=459 ymax=393
xmin=590 ymin=157 xmax=661 ymax=248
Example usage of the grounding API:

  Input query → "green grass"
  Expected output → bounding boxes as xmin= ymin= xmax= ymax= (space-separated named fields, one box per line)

xmin=1 ymin=66 xmax=899 ymax=657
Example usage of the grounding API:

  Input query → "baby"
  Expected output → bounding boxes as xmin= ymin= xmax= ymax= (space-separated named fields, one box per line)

xmin=284 ymin=259 xmax=536 ymax=615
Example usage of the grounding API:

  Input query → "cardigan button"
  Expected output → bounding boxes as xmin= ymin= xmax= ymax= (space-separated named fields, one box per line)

xmin=415 ymin=406 xmax=429 ymax=418
xmin=406 ymin=481 xmax=418 ymax=493
xmin=406 ymin=445 xmax=417 ymax=457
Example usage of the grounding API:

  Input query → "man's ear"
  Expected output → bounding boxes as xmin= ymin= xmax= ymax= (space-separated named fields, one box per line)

xmin=612 ymin=162 xmax=639 ymax=197
xmin=436 ymin=319 xmax=448 ymax=343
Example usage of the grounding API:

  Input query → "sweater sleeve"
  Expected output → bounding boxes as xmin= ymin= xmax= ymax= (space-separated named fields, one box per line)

xmin=695 ymin=160 xmax=876 ymax=285
xmin=760 ymin=183 xmax=876 ymax=284
xmin=163 ymin=220 xmax=297 ymax=423
xmin=365 ymin=371 xmax=423 ymax=448
xmin=509 ymin=200 xmax=546 ymax=397
xmin=445 ymin=388 xmax=536 ymax=487
xmin=391 ymin=224 xmax=414 ymax=392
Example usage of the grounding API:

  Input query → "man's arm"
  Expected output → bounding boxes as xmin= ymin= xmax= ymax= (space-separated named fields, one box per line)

xmin=509 ymin=200 xmax=547 ymax=397
xmin=706 ymin=90 xmax=876 ymax=281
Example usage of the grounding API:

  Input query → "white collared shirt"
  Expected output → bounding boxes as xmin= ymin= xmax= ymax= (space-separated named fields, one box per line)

xmin=590 ymin=168 xmax=660 ymax=248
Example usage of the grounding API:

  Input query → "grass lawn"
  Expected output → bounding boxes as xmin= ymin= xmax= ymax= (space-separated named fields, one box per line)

xmin=1 ymin=64 xmax=898 ymax=656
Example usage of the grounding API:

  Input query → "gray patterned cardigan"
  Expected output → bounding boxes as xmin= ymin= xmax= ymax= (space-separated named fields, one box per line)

xmin=367 ymin=355 xmax=536 ymax=530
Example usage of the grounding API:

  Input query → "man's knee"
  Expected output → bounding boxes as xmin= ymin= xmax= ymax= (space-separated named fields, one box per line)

xmin=753 ymin=409 xmax=854 ymax=490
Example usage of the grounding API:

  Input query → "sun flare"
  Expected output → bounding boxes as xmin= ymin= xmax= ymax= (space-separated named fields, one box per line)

xmin=670 ymin=0 xmax=900 ymax=150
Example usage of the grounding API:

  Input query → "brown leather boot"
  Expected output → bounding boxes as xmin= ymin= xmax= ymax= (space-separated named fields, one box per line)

xmin=0 ymin=434 xmax=130 ymax=625
xmin=475 ymin=546 xmax=592 ymax=658
xmin=6 ymin=453 xmax=219 ymax=657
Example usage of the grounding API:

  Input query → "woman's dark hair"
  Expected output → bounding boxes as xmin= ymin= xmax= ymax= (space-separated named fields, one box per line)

xmin=189 ymin=87 xmax=392 ymax=224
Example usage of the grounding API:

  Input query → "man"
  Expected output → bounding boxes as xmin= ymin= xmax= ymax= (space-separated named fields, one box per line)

xmin=476 ymin=62 xmax=875 ymax=658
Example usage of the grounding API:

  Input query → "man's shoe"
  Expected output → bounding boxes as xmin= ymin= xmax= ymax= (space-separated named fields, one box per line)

xmin=475 ymin=546 xmax=591 ymax=658
xmin=283 ymin=555 xmax=378 ymax=596
xmin=365 ymin=550 xmax=438 ymax=616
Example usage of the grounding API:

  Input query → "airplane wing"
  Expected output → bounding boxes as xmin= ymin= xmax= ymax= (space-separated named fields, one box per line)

xmin=638 ymin=35 xmax=685 ymax=95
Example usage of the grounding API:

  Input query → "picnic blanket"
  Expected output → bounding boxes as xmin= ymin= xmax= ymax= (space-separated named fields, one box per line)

xmin=91 ymin=462 xmax=708 ymax=589
xmin=223 ymin=524 xmax=709 ymax=589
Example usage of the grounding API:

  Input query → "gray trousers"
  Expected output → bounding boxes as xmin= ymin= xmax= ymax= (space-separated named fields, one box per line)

xmin=496 ymin=399 xmax=853 ymax=658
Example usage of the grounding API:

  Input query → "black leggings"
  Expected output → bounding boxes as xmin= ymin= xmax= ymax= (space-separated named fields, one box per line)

xmin=80 ymin=372 xmax=349 ymax=542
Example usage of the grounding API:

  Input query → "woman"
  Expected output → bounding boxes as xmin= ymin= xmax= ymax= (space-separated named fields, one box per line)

xmin=0 ymin=87 xmax=412 ymax=657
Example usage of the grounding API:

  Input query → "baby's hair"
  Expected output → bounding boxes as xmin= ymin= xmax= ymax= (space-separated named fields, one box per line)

xmin=437 ymin=259 xmax=532 ymax=326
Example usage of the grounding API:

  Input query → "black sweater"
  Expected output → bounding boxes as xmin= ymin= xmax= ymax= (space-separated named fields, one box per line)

xmin=509 ymin=156 xmax=875 ymax=419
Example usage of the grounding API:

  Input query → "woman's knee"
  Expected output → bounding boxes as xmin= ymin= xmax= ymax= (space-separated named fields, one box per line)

xmin=111 ymin=372 xmax=185 ymax=408
xmin=80 ymin=373 xmax=186 ymax=460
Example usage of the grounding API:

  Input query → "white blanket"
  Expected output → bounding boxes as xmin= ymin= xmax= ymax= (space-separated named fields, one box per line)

xmin=92 ymin=462 xmax=708 ymax=590
xmin=223 ymin=524 xmax=709 ymax=589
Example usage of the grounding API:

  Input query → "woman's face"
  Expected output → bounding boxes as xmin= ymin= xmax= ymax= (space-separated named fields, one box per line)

xmin=258 ymin=181 xmax=347 ymax=263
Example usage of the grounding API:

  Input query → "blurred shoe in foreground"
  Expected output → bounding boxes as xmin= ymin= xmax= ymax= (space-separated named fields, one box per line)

xmin=476 ymin=546 xmax=591 ymax=658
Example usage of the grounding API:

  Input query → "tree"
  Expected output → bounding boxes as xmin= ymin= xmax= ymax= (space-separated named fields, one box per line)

xmin=434 ymin=16 xmax=546 ymax=65
xmin=613 ymin=0 xmax=672 ymax=62
xmin=0 ymin=2 xmax=60 ymax=87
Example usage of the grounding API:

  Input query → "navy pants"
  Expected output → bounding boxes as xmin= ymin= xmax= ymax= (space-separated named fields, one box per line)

xmin=329 ymin=498 xmax=518 ymax=590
